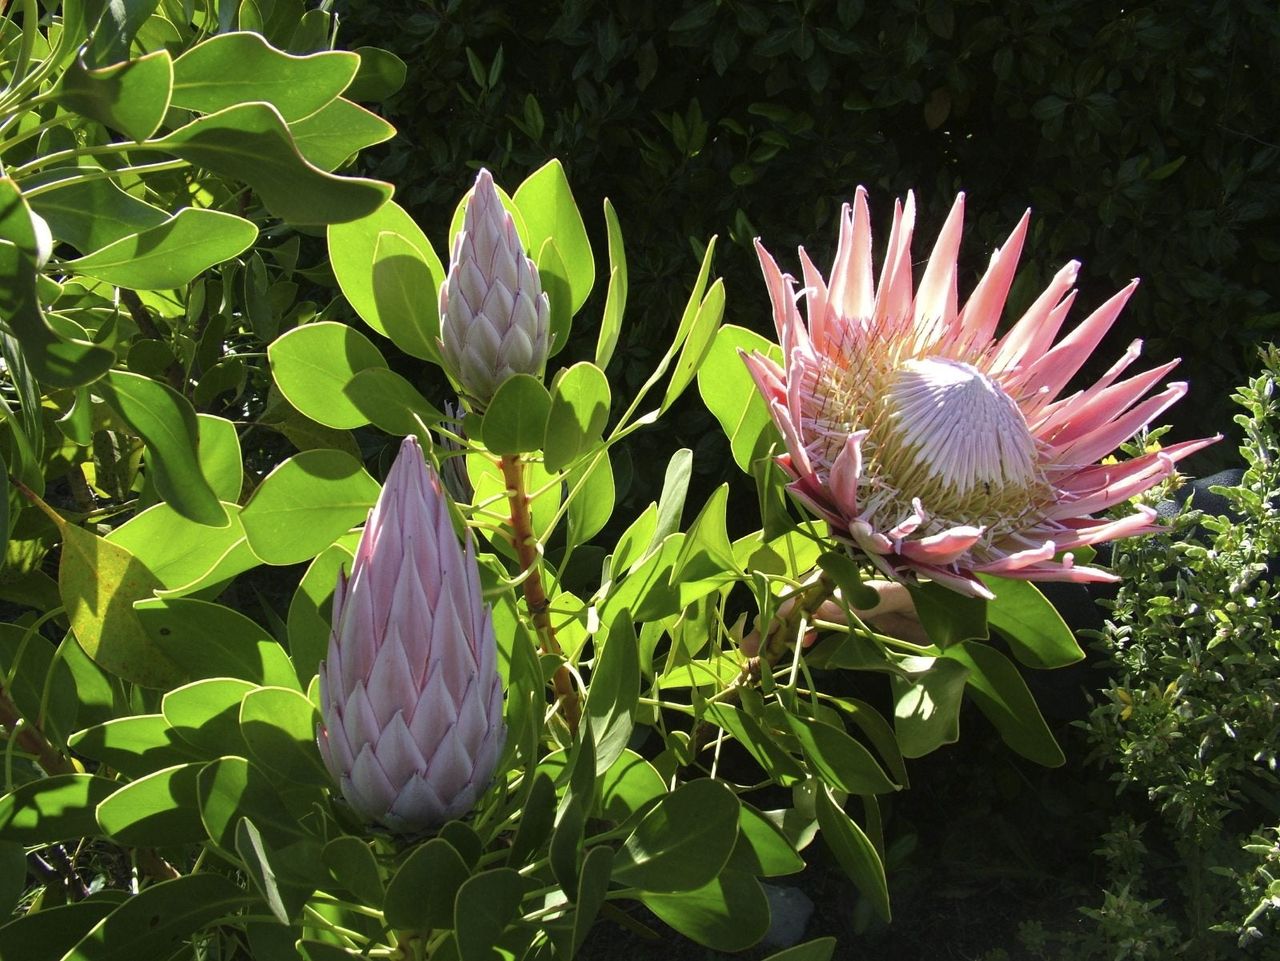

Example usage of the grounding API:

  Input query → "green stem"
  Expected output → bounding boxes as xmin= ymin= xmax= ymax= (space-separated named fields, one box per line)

xmin=21 ymin=159 xmax=190 ymax=198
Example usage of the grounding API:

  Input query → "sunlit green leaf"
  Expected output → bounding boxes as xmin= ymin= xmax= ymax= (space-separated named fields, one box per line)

xmin=512 ymin=159 xmax=593 ymax=315
xmin=944 ymin=641 xmax=1065 ymax=766
xmin=289 ymin=97 xmax=395 ymax=171
xmin=612 ymin=779 xmax=739 ymax=892
xmin=482 ymin=375 xmax=552 ymax=455
xmin=268 ymin=321 xmax=389 ymax=430
xmin=64 ymin=208 xmax=258 ymax=290
xmin=638 ymin=870 xmax=769 ymax=952
xmin=54 ymin=49 xmax=173 ymax=141
xmin=697 ymin=324 xmax=781 ymax=472
xmin=171 ymin=31 xmax=358 ymax=120
xmin=154 ymin=103 xmax=392 ymax=225
xmin=135 ymin=597 xmax=299 ymax=689
xmin=329 ymin=200 xmax=443 ymax=339
xmin=240 ymin=449 xmax=379 ymax=565
xmin=96 ymin=762 xmax=206 ymax=845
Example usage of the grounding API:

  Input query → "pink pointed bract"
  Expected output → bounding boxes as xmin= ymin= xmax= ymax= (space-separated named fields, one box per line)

xmin=439 ymin=168 xmax=550 ymax=408
xmin=317 ymin=436 xmax=506 ymax=833
xmin=745 ymin=188 xmax=1219 ymax=599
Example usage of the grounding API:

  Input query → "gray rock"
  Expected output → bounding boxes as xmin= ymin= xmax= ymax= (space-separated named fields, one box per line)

xmin=762 ymin=882 xmax=815 ymax=947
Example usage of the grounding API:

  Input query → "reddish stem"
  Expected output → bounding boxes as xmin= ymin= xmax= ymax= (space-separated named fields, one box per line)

xmin=499 ymin=454 xmax=580 ymax=732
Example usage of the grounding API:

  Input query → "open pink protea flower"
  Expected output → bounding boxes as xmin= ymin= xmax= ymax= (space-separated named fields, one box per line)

xmin=317 ymin=436 xmax=505 ymax=832
xmin=744 ymin=188 xmax=1218 ymax=598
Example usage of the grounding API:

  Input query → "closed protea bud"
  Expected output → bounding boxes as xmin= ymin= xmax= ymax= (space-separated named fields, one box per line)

xmin=317 ymin=436 xmax=506 ymax=833
xmin=439 ymin=168 xmax=550 ymax=408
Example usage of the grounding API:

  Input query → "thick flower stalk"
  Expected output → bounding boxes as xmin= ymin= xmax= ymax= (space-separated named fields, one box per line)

xmin=744 ymin=188 xmax=1218 ymax=598
xmin=317 ymin=436 xmax=505 ymax=833
xmin=439 ymin=168 xmax=550 ymax=408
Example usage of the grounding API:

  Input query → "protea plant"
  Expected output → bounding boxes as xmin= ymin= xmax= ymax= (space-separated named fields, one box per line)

xmin=439 ymin=168 xmax=550 ymax=408
xmin=744 ymin=188 xmax=1218 ymax=598
xmin=317 ymin=436 xmax=505 ymax=833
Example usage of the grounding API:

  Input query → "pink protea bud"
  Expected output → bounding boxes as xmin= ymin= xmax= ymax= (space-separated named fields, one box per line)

xmin=317 ymin=436 xmax=506 ymax=833
xmin=439 ymin=168 xmax=550 ymax=408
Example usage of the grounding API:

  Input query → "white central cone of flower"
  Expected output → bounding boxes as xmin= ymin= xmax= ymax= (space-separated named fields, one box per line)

xmin=880 ymin=357 xmax=1039 ymax=507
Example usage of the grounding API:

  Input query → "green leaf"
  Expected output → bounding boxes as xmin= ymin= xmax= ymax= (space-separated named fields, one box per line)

xmin=729 ymin=803 xmax=805 ymax=877
xmin=153 ymin=103 xmax=392 ymax=225
xmin=598 ymin=749 xmax=666 ymax=821
xmin=662 ymin=278 xmax=724 ymax=412
xmin=68 ymin=715 xmax=200 ymax=780
xmin=384 ymin=837 xmax=470 ymax=931
xmin=979 ymin=575 xmax=1084 ymax=669
xmin=286 ymin=537 xmax=357 ymax=685
xmin=289 ymin=97 xmax=395 ymax=171
xmin=171 ymin=31 xmax=358 ymax=121
xmin=27 ymin=175 xmax=168 ymax=254
xmin=0 ymin=240 xmax=113 ymax=388
xmin=512 ymin=159 xmax=594 ymax=316
xmin=891 ymin=656 xmax=969 ymax=758
xmin=610 ymin=503 xmax=658 ymax=578
xmin=0 ymin=840 xmax=25 ymax=917
xmin=566 ymin=451 xmax=614 ymax=546
xmin=371 ymin=229 xmax=442 ymax=361
xmin=162 ymin=678 xmax=255 ymax=758
xmin=507 ymin=771 xmax=556 ymax=868
xmin=198 ymin=755 xmax=310 ymax=850
xmin=570 ymin=846 xmax=614 ymax=951
xmin=328 ymin=200 xmax=443 ymax=340
xmin=585 ymin=614 xmax=639 ymax=774
xmin=0 ymin=903 xmax=117 ymax=961
xmin=269 ymin=321 xmax=390 ymax=429
xmin=61 ymin=873 xmax=248 ymax=961
xmin=704 ymin=703 xmax=807 ymax=785
xmin=135 ymin=598 xmax=299 ymax=689
xmin=0 ymin=774 xmax=115 ymax=844
xmin=908 ymin=581 xmax=989 ymax=647
xmin=697 ymin=324 xmax=781 ymax=472
xmin=595 ymin=198 xmax=626 ymax=370
xmin=54 ymin=49 xmax=173 ymax=141
xmin=816 ymin=552 xmax=881 ymax=610
xmin=106 ymin=502 xmax=247 ymax=591
xmin=651 ymin=448 xmax=693 ymax=552
xmin=323 ymin=836 xmax=383 ymax=907
xmin=240 ymin=449 xmax=379 ymax=565
xmin=236 ymin=818 xmax=291 ymax=924
xmin=612 ymin=779 xmax=740 ymax=893
xmin=482 ymin=374 xmax=552 ymax=454
xmin=239 ymin=686 xmax=328 ymax=786
xmin=96 ymin=762 xmax=207 ymax=846
xmin=98 ymin=370 xmax=225 ymax=526
xmin=783 ymin=712 xmax=898 ymax=795
xmin=544 ymin=362 xmax=610 ymax=472
xmin=815 ymin=783 xmax=889 ymax=921
xmin=535 ymin=237 xmax=573 ymax=356
xmin=344 ymin=367 xmax=444 ymax=438
xmin=759 ymin=938 xmax=838 ymax=961
xmin=64 ymin=208 xmax=257 ymax=290
xmin=638 ymin=870 xmax=769 ymax=952
xmin=198 ymin=413 xmax=245 ymax=501
xmin=86 ymin=0 xmax=163 ymax=67
xmin=57 ymin=522 xmax=186 ymax=688
xmin=944 ymin=641 xmax=1065 ymax=767
xmin=673 ymin=483 xmax=737 ymax=582
xmin=454 ymin=868 xmax=526 ymax=961
xmin=346 ymin=46 xmax=408 ymax=101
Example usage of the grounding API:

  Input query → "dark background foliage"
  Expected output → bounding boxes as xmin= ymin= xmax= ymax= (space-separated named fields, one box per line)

xmin=339 ymin=0 xmax=1280 ymax=468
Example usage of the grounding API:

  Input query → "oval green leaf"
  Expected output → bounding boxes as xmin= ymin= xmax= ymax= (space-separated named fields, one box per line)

xmin=482 ymin=374 xmax=552 ymax=455
xmin=98 ymin=369 xmax=225 ymax=527
xmin=269 ymin=321 xmax=389 ymax=429
xmin=240 ymin=449 xmax=379 ymax=565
